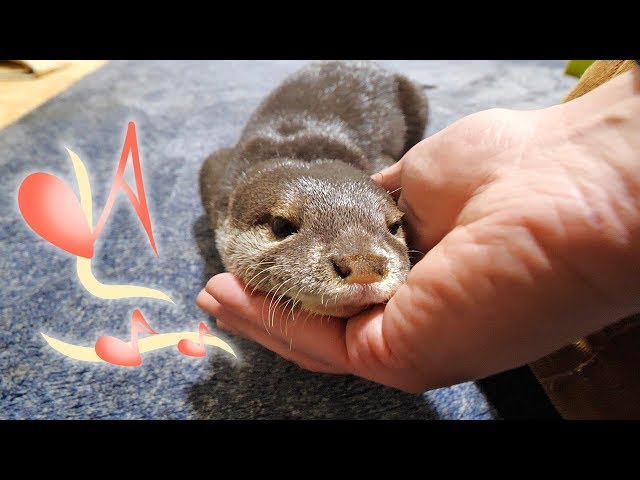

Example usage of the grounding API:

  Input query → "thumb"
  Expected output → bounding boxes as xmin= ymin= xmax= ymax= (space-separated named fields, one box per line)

xmin=347 ymin=229 xmax=499 ymax=393
xmin=371 ymin=157 xmax=403 ymax=198
xmin=344 ymin=304 xmax=431 ymax=393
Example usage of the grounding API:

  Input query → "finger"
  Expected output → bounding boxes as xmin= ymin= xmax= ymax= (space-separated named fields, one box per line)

xmin=207 ymin=274 xmax=436 ymax=392
xmin=215 ymin=316 xmax=347 ymax=374
xmin=206 ymin=273 xmax=439 ymax=392
xmin=197 ymin=288 xmax=250 ymax=340
xmin=394 ymin=146 xmax=469 ymax=254
xmin=206 ymin=273 xmax=351 ymax=369
xmin=399 ymin=126 xmax=505 ymax=253
xmin=214 ymin=319 xmax=245 ymax=338
xmin=371 ymin=157 xmax=403 ymax=196
xmin=342 ymin=304 xmax=431 ymax=393
xmin=196 ymin=287 xmax=219 ymax=314
xmin=200 ymin=286 xmax=344 ymax=373
xmin=375 ymin=225 xmax=557 ymax=392
xmin=197 ymin=289 xmax=254 ymax=339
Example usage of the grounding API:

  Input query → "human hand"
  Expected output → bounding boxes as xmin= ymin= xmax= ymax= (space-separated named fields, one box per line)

xmin=197 ymin=70 xmax=640 ymax=393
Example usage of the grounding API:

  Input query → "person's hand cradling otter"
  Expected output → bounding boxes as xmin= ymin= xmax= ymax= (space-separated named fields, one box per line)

xmin=196 ymin=68 xmax=640 ymax=393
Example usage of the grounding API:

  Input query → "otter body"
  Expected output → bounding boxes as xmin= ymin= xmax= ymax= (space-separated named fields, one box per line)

xmin=200 ymin=61 xmax=427 ymax=317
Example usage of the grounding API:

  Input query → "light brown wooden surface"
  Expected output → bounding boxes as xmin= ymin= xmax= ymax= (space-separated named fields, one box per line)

xmin=0 ymin=60 xmax=109 ymax=129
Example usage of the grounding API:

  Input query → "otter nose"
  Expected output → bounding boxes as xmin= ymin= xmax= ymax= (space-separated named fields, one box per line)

xmin=331 ymin=254 xmax=387 ymax=284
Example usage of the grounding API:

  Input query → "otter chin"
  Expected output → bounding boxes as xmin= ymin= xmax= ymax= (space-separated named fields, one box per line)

xmin=295 ymin=285 xmax=398 ymax=318
xmin=199 ymin=61 xmax=428 ymax=319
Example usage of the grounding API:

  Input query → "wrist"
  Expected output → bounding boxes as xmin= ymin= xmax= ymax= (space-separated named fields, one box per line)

xmin=564 ymin=66 xmax=640 ymax=166
xmin=555 ymin=68 xmax=640 ymax=316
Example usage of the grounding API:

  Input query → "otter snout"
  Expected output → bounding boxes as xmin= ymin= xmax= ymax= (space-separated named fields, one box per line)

xmin=331 ymin=254 xmax=388 ymax=285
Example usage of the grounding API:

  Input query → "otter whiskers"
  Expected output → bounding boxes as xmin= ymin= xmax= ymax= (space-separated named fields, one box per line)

xmin=248 ymin=264 xmax=287 ymax=296
xmin=387 ymin=186 xmax=402 ymax=197
xmin=242 ymin=260 xmax=277 ymax=293
xmin=271 ymin=282 xmax=297 ymax=329
xmin=272 ymin=283 xmax=301 ymax=330
xmin=261 ymin=276 xmax=296 ymax=331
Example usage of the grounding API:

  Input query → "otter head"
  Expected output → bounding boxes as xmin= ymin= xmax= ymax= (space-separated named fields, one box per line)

xmin=217 ymin=159 xmax=410 ymax=318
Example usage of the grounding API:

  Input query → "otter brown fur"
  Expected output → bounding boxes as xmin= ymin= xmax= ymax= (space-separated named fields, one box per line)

xmin=200 ymin=60 xmax=428 ymax=318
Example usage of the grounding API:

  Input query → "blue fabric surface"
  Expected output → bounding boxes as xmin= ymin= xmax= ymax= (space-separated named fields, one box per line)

xmin=0 ymin=60 xmax=575 ymax=419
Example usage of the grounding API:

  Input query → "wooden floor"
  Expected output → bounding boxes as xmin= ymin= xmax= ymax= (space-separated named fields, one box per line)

xmin=0 ymin=60 xmax=109 ymax=129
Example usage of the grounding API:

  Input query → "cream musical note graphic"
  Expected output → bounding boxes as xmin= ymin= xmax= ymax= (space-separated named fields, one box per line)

xmin=42 ymin=328 xmax=236 ymax=363
xmin=95 ymin=309 xmax=157 ymax=366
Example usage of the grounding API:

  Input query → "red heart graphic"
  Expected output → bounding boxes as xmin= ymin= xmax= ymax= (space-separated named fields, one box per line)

xmin=18 ymin=172 xmax=94 ymax=258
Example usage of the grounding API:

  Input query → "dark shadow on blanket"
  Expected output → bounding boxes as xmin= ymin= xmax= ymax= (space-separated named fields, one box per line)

xmin=476 ymin=366 xmax=561 ymax=420
xmin=188 ymin=215 xmax=438 ymax=419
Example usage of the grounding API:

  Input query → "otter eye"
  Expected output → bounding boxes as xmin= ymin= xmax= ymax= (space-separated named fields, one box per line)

xmin=271 ymin=217 xmax=298 ymax=239
xmin=388 ymin=220 xmax=402 ymax=235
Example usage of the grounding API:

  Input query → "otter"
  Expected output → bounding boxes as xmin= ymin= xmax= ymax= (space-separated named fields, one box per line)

xmin=199 ymin=60 xmax=428 ymax=318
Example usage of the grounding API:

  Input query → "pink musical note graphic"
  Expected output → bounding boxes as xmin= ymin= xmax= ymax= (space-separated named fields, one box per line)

xmin=95 ymin=309 xmax=157 ymax=366
xmin=177 ymin=322 xmax=214 ymax=357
